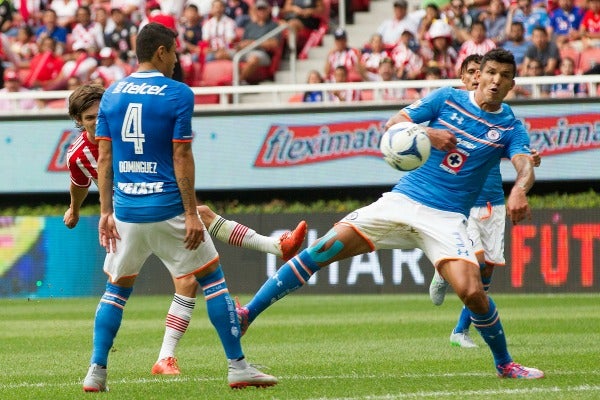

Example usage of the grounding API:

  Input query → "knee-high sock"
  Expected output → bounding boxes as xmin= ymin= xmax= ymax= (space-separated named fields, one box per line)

xmin=208 ymin=215 xmax=280 ymax=257
xmin=470 ymin=296 xmax=512 ymax=367
xmin=246 ymin=249 xmax=320 ymax=323
xmin=157 ymin=294 xmax=196 ymax=361
xmin=91 ymin=282 xmax=133 ymax=367
xmin=455 ymin=273 xmax=492 ymax=333
xmin=197 ymin=267 xmax=243 ymax=360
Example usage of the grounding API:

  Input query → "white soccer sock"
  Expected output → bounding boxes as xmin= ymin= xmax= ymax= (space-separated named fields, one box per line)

xmin=208 ymin=215 xmax=281 ymax=257
xmin=157 ymin=294 xmax=195 ymax=361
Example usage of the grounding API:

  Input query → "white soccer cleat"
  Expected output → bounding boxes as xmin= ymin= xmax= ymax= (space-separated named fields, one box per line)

xmin=83 ymin=363 xmax=108 ymax=392
xmin=228 ymin=363 xmax=278 ymax=389
xmin=429 ymin=270 xmax=449 ymax=306
xmin=450 ymin=329 xmax=478 ymax=348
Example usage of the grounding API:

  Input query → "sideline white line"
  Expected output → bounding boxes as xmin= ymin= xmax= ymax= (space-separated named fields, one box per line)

xmin=1 ymin=371 xmax=599 ymax=391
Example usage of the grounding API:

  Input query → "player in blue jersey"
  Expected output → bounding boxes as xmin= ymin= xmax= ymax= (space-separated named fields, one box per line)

xmin=82 ymin=23 xmax=278 ymax=392
xmin=428 ymin=54 xmax=542 ymax=348
xmin=236 ymin=48 xmax=544 ymax=379
xmin=66 ymin=85 xmax=306 ymax=377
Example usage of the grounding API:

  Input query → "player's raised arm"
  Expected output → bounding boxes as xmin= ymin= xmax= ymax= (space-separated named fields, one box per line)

xmin=507 ymin=154 xmax=535 ymax=225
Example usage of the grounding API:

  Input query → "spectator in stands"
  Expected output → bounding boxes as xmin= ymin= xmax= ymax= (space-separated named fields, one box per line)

xmin=416 ymin=3 xmax=442 ymax=47
xmin=50 ymin=44 xmax=99 ymax=89
xmin=71 ymin=6 xmax=106 ymax=54
xmin=187 ymin=0 xmax=215 ymax=19
xmin=302 ymin=69 xmax=325 ymax=102
xmin=180 ymin=4 xmax=204 ymax=60
xmin=368 ymin=57 xmax=405 ymax=100
xmin=90 ymin=47 xmax=127 ymax=87
xmin=35 ymin=9 xmax=68 ymax=55
xmin=455 ymin=21 xmax=496 ymax=76
xmin=0 ymin=69 xmax=38 ymax=112
xmin=94 ymin=6 xmax=110 ymax=34
xmin=420 ymin=19 xmax=458 ymax=79
xmin=324 ymin=28 xmax=361 ymax=82
xmin=507 ymin=58 xmax=550 ymax=98
xmin=390 ymin=36 xmax=424 ymax=80
xmin=445 ymin=0 xmax=473 ymax=48
xmin=328 ymin=65 xmax=361 ymax=102
xmin=281 ymin=0 xmax=324 ymax=36
xmin=523 ymin=25 xmax=560 ymax=75
xmin=549 ymin=0 xmax=584 ymax=50
xmin=225 ymin=0 xmax=251 ymax=28
xmin=416 ymin=65 xmax=443 ymax=98
xmin=236 ymin=0 xmax=282 ymax=83
xmin=502 ymin=21 xmax=529 ymax=73
xmin=104 ymin=7 xmax=138 ymax=64
xmin=478 ymin=0 xmax=507 ymax=45
xmin=10 ymin=25 xmax=37 ymax=69
xmin=203 ymin=0 xmax=237 ymax=62
xmin=358 ymin=33 xmax=391 ymax=80
xmin=505 ymin=0 xmax=551 ymax=41
xmin=377 ymin=0 xmax=419 ymax=47
xmin=51 ymin=0 xmax=79 ymax=30
xmin=110 ymin=0 xmax=146 ymax=25
xmin=550 ymin=56 xmax=587 ymax=97
xmin=23 ymin=36 xmax=64 ymax=89
xmin=0 ymin=0 xmax=14 ymax=33
xmin=580 ymin=0 xmax=600 ymax=49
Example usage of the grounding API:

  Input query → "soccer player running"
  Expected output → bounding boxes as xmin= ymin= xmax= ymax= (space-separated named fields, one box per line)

xmin=428 ymin=54 xmax=542 ymax=348
xmin=66 ymin=85 xmax=306 ymax=377
xmin=82 ymin=23 xmax=279 ymax=392
xmin=236 ymin=48 xmax=544 ymax=379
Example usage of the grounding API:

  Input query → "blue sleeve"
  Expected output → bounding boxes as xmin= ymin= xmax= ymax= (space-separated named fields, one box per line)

xmin=402 ymin=86 xmax=450 ymax=125
xmin=506 ymin=119 xmax=531 ymax=160
xmin=172 ymin=84 xmax=194 ymax=142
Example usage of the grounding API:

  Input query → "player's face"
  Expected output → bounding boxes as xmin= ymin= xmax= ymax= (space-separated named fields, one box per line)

xmin=78 ymin=101 xmax=100 ymax=137
xmin=461 ymin=61 xmax=480 ymax=90
xmin=475 ymin=60 xmax=515 ymax=108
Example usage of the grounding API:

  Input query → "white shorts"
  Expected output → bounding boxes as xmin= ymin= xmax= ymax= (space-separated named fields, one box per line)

xmin=467 ymin=203 xmax=506 ymax=266
xmin=103 ymin=213 xmax=220 ymax=282
xmin=340 ymin=192 xmax=479 ymax=268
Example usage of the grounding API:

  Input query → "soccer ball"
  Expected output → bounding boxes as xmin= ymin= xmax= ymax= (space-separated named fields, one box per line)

xmin=380 ymin=122 xmax=431 ymax=171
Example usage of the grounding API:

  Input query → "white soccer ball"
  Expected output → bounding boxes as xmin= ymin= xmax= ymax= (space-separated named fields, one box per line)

xmin=380 ymin=122 xmax=431 ymax=171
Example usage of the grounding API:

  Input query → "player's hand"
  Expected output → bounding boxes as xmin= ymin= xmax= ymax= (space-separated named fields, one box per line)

xmin=426 ymin=128 xmax=457 ymax=151
xmin=507 ymin=187 xmax=531 ymax=225
xmin=63 ymin=207 xmax=79 ymax=229
xmin=184 ymin=213 xmax=205 ymax=250
xmin=99 ymin=212 xmax=120 ymax=253
xmin=530 ymin=149 xmax=541 ymax=167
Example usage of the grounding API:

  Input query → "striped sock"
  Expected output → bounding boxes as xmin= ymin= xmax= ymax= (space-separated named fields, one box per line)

xmin=197 ymin=266 xmax=243 ymax=360
xmin=470 ymin=296 xmax=512 ymax=367
xmin=91 ymin=282 xmax=133 ymax=367
xmin=455 ymin=266 xmax=493 ymax=333
xmin=157 ymin=294 xmax=196 ymax=361
xmin=208 ymin=215 xmax=280 ymax=256
xmin=246 ymin=249 xmax=320 ymax=322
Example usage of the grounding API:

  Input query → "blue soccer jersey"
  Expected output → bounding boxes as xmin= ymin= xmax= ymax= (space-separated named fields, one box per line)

xmin=393 ymin=87 xmax=531 ymax=217
xmin=96 ymin=71 xmax=195 ymax=223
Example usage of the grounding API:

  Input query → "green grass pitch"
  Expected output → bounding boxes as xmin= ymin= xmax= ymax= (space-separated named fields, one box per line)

xmin=1 ymin=293 xmax=599 ymax=400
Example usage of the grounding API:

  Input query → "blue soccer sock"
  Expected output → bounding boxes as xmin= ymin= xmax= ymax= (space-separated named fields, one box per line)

xmin=197 ymin=266 xmax=243 ymax=360
xmin=246 ymin=249 xmax=320 ymax=323
xmin=91 ymin=282 xmax=133 ymax=367
xmin=470 ymin=296 xmax=512 ymax=367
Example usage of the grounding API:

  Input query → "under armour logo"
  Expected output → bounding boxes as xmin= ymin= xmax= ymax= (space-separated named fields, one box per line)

xmin=449 ymin=113 xmax=464 ymax=125
xmin=273 ymin=273 xmax=283 ymax=287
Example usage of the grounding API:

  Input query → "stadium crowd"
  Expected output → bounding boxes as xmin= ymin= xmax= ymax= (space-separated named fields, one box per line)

xmin=0 ymin=0 xmax=599 ymax=110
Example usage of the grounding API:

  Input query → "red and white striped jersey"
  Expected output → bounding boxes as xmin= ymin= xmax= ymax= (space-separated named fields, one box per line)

xmin=202 ymin=15 xmax=237 ymax=49
xmin=455 ymin=39 xmax=496 ymax=75
xmin=66 ymin=131 xmax=98 ymax=188
xmin=326 ymin=47 xmax=360 ymax=80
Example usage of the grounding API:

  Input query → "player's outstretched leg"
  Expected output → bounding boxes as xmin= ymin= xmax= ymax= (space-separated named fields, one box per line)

xmin=197 ymin=266 xmax=277 ymax=388
xmin=470 ymin=296 xmax=544 ymax=379
xmin=450 ymin=306 xmax=477 ymax=348
xmin=236 ymin=248 xmax=321 ymax=336
xmin=205 ymin=210 xmax=307 ymax=261
xmin=83 ymin=282 xmax=133 ymax=392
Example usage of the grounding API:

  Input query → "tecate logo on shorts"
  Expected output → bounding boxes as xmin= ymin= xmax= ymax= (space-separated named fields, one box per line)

xmin=113 ymin=82 xmax=168 ymax=95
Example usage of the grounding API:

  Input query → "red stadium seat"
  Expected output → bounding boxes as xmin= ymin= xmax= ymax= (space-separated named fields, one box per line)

xmin=578 ymin=47 xmax=600 ymax=74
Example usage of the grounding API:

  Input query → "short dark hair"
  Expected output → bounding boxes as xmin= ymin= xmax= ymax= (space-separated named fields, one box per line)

xmin=135 ymin=23 xmax=177 ymax=63
xmin=481 ymin=48 xmax=517 ymax=78
xmin=68 ymin=84 xmax=105 ymax=130
xmin=460 ymin=54 xmax=482 ymax=74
